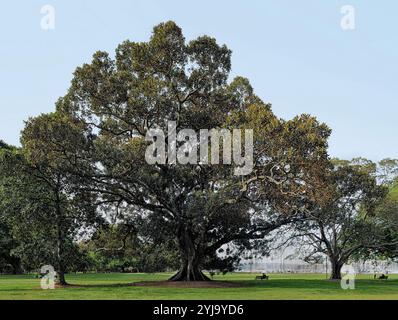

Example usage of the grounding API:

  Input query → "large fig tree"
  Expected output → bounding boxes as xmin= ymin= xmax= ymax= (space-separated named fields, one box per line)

xmin=53 ymin=21 xmax=331 ymax=281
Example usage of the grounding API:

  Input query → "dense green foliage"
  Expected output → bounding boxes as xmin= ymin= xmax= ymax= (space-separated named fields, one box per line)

xmin=82 ymin=223 xmax=180 ymax=273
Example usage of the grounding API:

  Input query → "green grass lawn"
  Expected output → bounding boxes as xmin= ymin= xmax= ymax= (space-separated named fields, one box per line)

xmin=0 ymin=272 xmax=397 ymax=300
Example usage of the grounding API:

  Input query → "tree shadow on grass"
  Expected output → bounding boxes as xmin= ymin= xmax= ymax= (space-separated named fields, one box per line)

xmin=238 ymin=278 xmax=398 ymax=293
xmin=65 ymin=280 xmax=245 ymax=289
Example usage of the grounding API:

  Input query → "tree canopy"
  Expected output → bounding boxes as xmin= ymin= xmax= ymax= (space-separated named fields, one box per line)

xmin=50 ymin=21 xmax=332 ymax=281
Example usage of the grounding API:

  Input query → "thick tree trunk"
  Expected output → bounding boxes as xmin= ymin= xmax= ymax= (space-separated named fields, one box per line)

xmin=11 ymin=258 xmax=23 ymax=275
xmin=55 ymin=233 xmax=68 ymax=286
xmin=169 ymin=260 xmax=211 ymax=281
xmin=169 ymin=229 xmax=210 ymax=282
xmin=55 ymin=193 xmax=67 ymax=286
xmin=56 ymin=270 xmax=67 ymax=286
xmin=330 ymin=260 xmax=343 ymax=280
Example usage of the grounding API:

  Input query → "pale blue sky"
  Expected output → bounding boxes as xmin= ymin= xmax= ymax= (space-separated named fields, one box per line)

xmin=0 ymin=0 xmax=397 ymax=160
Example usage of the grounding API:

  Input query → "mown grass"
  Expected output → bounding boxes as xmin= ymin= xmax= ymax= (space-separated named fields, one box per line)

xmin=0 ymin=272 xmax=397 ymax=300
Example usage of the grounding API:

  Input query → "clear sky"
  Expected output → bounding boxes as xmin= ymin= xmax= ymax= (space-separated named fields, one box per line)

xmin=0 ymin=0 xmax=397 ymax=160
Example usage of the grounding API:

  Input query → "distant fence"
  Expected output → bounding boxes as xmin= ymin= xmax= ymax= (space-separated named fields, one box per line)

xmin=239 ymin=260 xmax=398 ymax=274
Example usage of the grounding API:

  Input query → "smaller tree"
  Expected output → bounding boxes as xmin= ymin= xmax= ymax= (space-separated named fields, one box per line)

xmin=292 ymin=163 xmax=387 ymax=280
xmin=369 ymin=180 xmax=398 ymax=260
xmin=0 ymin=113 xmax=98 ymax=285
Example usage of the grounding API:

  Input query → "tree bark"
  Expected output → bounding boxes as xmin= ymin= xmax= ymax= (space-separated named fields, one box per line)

xmin=169 ymin=260 xmax=211 ymax=281
xmin=55 ymin=229 xmax=68 ymax=286
xmin=330 ymin=260 xmax=343 ymax=280
xmin=169 ymin=229 xmax=210 ymax=282
xmin=11 ymin=258 xmax=23 ymax=275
